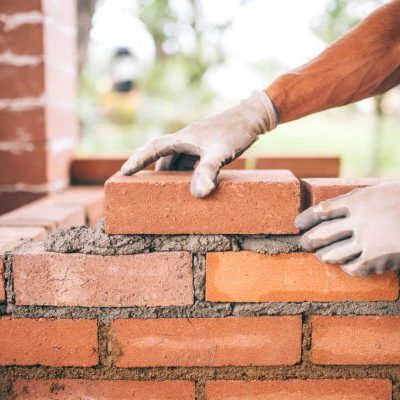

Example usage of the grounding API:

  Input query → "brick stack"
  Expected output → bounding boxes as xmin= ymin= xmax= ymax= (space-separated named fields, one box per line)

xmin=0 ymin=171 xmax=398 ymax=400
xmin=0 ymin=0 xmax=78 ymax=214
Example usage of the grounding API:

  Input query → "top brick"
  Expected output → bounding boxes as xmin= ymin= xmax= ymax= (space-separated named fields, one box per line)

xmin=104 ymin=170 xmax=300 ymax=234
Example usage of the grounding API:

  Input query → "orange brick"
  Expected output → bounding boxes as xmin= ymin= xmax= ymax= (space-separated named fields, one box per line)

xmin=0 ymin=64 xmax=44 ymax=99
xmin=255 ymin=156 xmax=340 ymax=178
xmin=0 ymin=226 xmax=47 ymax=302
xmin=105 ymin=171 xmax=300 ymax=234
xmin=111 ymin=316 xmax=301 ymax=367
xmin=222 ymin=157 xmax=246 ymax=169
xmin=0 ymin=198 xmax=85 ymax=231
xmin=205 ymin=379 xmax=392 ymax=400
xmin=14 ymin=245 xmax=193 ymax=307
xmin=0 ymin=0 xmax=42 ymax=13
xmin=312 ymin=316 xmax=400 ymax=365
xmin=14 ymin=380 xmax=195 ymax=400
xmin=0 ymin=317 xmax=98 ymax=366
xmin=47 ymin=187 xmax=103 ymax=226
xmin=301 ymin=178 xmax=378 ymax=205
xmin=206 ymin=252 xmax=399 ymax=302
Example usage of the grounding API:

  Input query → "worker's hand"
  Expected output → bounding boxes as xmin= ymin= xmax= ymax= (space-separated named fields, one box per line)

xmin=121 ymin=90 xmax=277 ymax=198
xmin=296 ymin=182 xmax=400 ymax=276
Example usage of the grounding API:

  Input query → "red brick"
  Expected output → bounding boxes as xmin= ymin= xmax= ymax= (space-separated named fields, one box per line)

xmin=0 ymin=23 xmax=43 ymax=55
xmin=14 ymin=380 xmax=195 ymax=400
xmin=0 ymin=64 xmax=44 ymax=99
xmin=0 ymin=191 xmax=45 ymax=215
xmin=14 ymin=245 xmax=193 ymax=307
xmin=71 ymin=157 xmax=126 ymax=184
xmin=205 ymin=379 xmax=392 ymax=400
xmin=301 ymin=178 xmax=379 ymax=205
xmin=0 ymin=257 xmax=4 ymax=301
xmin=0 ymin=108 xmax=45 ymax=142
xmin=0 ymin=317 xmax=98 ymax=366
xmin=0 ymin=226 xmax=47 ymax=246
xmin=47 ymin=186 xmax=104 ymax=226
xmin=0 ymin=198 xmax=85 ymax=231
xmin=0 ymin=144 xmax=71 ymax=186
xmin=105 ymin=170 xmax=300 ymax=234
xmin=312 ymin=316 xmax=400 ymax=365
xmin=206 ymin=252 xmax=399 ymax=302
xmin=111 ymin=316 xmax=301 ymax=367
xmin=256 ymin=156 xmax=340 ymax=178
xmin=0 ymin=0 xmax=42 ymax=13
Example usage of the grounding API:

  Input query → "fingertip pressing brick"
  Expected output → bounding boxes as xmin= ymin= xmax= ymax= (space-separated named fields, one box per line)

xmin=104 ymin=170 xmax=300 ymax=234
xmin=205 ymin=379 xmax=392 ymax=399
xmin=312 ymin=316 xmax=400 ymax=365
xmin=14 ymin=380 xmax=195 ymax=400
xmin=13 ymin=245 xmax=193 ymax=307
xmin=0 ymin=318 xmax=98 ymax=366
xmin=206 ymin=251 xmax=399 ymax=302
xmin=301 ymin=177 xmax=379 ymax=205
xmin=110 ymin=316 xmax=302 ymax=367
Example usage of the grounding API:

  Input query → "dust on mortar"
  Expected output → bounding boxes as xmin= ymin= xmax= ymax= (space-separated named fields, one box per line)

xmin=44 ymin=221 xmax=304 ymax=255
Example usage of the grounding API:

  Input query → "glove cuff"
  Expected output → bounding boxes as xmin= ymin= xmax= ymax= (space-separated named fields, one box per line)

xmin=244 ymin=90 xmax=278 ymax=134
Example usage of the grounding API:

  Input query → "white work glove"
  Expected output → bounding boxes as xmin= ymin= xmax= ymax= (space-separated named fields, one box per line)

xmin=121 ymin=90 xmax=277 ymax=198
xmin=296 ymin=182 xmax=400 ymax=276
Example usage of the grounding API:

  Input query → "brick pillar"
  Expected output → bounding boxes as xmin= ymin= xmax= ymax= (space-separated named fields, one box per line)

xmin=0 ymin=0 xmax=78 ymax=214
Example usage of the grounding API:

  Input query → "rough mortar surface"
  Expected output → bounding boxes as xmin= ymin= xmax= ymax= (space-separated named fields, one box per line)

xmin=44 ymin=222 xmax=303 ymax=255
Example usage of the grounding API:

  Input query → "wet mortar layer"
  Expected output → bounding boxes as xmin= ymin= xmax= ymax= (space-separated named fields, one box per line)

xmin=44 ymin=223 xmax=303 ymax=255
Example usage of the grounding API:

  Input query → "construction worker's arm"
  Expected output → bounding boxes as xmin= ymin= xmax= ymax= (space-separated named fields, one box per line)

xmin=122 ymin=1 xmax=400 ymax=199
xmin=266 ymin=0 xmax=400 ymax=123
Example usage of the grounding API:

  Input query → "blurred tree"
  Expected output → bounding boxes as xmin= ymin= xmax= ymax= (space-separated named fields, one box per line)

xmin=312 ymin=0 xmax=387 ymax=176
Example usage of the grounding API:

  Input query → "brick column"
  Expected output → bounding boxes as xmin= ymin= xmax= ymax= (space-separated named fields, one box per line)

xmin=0 ymin=0 xmax=78 ymax=214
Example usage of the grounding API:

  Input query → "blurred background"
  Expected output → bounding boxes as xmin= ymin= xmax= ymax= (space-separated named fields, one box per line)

xmin=77 ymin=0 xmax=400 ymax=177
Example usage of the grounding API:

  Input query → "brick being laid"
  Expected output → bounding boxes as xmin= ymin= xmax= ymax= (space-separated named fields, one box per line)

xmin=104 ymin=170 xmax=301 ymax=234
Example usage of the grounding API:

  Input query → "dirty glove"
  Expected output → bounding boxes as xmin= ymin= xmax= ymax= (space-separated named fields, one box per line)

xmin=296 ymin=182 xmax=400 ymax=276
xmin=121 ymin=90 xmax=278 ymax=198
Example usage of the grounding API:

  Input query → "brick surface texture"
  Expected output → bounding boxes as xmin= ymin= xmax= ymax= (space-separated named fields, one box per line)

xmin=206 ymin=251 xmax=399 ymax=302
xmin=0 ymin=318 xmax=98 ymax=366
xmin=13 ymin=246 xmax=193 ymax=307
xmin=312 ymin=316 xmax=400 ymax=365
xmin=111 ymin=316 xmax=301 ymax=367
xmin=205 ymin=379 xmax=392 ymax=399
xmin=105 ymin=170 xmax=300 ymax=234
xmin=14 ymin=380 xmax=195 ymax=400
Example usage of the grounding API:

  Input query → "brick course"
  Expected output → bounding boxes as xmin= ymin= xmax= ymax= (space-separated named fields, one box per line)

xmin=206 ymin=251 xmax=399 ymax=302
xmin=111 ymin=316 xmax=302 ymax=367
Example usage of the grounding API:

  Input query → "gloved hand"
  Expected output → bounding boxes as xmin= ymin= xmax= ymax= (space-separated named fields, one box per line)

xmin=121 ymin=90 xmax=277 ymax=198
xmin=296 ymin=182 xmax=400 ymax=276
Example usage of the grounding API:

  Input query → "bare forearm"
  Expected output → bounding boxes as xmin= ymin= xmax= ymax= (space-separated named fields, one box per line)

xmin=266 ymin=0 xmax=400 ymax=123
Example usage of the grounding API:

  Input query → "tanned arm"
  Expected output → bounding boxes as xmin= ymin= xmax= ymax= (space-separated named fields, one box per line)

xmin=266 ymin=0 xmax=400 ymax=123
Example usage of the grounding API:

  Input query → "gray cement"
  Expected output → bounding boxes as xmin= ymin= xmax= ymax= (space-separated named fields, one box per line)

xmin=44 ymin=222 xmax=304 ymax=255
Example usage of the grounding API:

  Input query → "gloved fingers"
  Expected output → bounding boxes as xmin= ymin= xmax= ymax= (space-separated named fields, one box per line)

xmin=190 ymin=153 xmax=223 ymax=198
xmin=342 ymin=254 xmax=400 ymax=276
xmin=295 ymin=196 xmax=351 ymax=231
xmin=300 ymin=218 xmax=353 ymax=251
xmin=156 ymin=153 xmax=199 ymax=171
xmin=316 ymin=237 xmax=362 ymax=264
xmin=121 ymin=134 xmax=177 ymax=175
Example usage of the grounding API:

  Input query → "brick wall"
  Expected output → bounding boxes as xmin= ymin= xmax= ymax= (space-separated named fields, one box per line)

xmin=0 ymin=172 xmax=399 ymax=400
xmin=0 ymin=0 xmax=78 ymax=214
